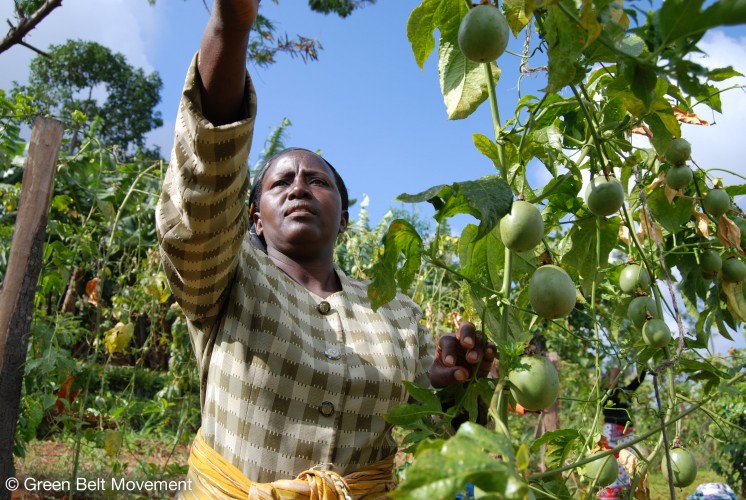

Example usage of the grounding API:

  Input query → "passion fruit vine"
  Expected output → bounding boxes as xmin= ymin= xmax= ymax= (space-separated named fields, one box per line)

xmin=457 ymin=4 xmax=510 ymax=63
xmin=582 ymin=452 xmax=619 ymax=487
xmin=665 ymin=165 xmax=693 ymax=190
xmin=507 ymin=356 xmax=560 ymax=412
xmin=628 ymin=295 xmax=658 ymax=328
xmin=528 ymin=265 xmax=577 ymax=320
xmin=585 ymin=175 xmax=624 ymax=217
xmin=500 ymin=200 xmax=544 ymax=252
xmin=619 ymin=264 xmax=650 ymax=294
xmin=662 ymin=447 xmax=698 ymax=488
xmin=702 ymin=188 xmax=731 ymax=217
xmin=642 ymin=318 xmax=671 ymax=348
xmin=665 ymin=138 xmax=691 ymax=166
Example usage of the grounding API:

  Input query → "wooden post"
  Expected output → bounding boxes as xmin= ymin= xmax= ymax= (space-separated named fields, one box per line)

xmin=0 ymin=117 xmax=64 ymax=499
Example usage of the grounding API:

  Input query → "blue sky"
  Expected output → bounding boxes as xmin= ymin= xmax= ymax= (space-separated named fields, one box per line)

xmin=1 ymin=0 xmax=745 ymax=351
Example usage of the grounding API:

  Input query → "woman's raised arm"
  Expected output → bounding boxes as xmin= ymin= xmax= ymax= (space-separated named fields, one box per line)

xmin=198 ymin=0 xmax=260 ymax=125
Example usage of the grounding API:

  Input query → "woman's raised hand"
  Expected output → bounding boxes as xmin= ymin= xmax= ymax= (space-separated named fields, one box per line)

xmin=430 ymin=322 xmax=496 ymax=388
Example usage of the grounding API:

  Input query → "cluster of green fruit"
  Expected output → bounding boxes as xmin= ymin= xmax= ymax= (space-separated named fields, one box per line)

xmin=499 ymin=201 xmax=573 ymax=414
xmin=617 ymin=264 xmax=671 ymax=348
xmin=664 ymin=138 xmax=732 ymax=218
xmin=663 ymin=139 xmax=746 ymax=281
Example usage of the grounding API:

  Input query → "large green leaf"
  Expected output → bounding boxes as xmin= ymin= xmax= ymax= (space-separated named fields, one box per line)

xmin=658 ymin=0 xmax=746 ymax=46
xmin=391 ymin=423 xmax=523 ymax=499
xmin=562 ymin=216 xmax=620 ymax=294
xmin=399 ymin=177 xmax=513 ymax=240
xmin=530 ymin=428 xmax=582 ymax=470
xmin=438 ymin=41 xmax=502 ymax=120
xmin=367 ymin=219 xmax=423 ymax=310
xmin=543 ymin=0 xmax=587 ymax=92
xmin=473 ymin=133 xmax=501 ymax=170
xmin=647 ymin=189 xmax=692 ymax=234
xmin=407 ymin=0 xmax=440 ymax=69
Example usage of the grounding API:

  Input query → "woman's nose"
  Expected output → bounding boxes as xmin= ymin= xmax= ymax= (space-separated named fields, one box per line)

xmin=287 ymin=178 xmax=311 ymax=199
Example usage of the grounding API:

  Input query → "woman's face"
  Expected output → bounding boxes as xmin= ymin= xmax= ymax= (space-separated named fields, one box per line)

xmin=253 ymin=150 xmax=348 ymax=260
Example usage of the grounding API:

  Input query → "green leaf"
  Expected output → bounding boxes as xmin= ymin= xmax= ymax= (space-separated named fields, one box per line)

xmin=658 ymin=0 xmax=746 ymax=46
xmin=646 ymin=110 xmax=679 ymax=155
xmin=516 ymin=443 xmax=531 ymax=472
xmin=724 ymin=183 xmax=746 ymax=197
xmin=530 ymin=428 xmax=582 ymax=469
xmin=451 ymin=177 xmax=513 ymax=240
xmin=367 ymin=219 xmax=423 ymax=310
xmin=403 ymin=381 xmax=441 ymax=411
xmin=647 ymin=189 xmax=692 ymax=234
xmin=438 ymin=41 xmax=502 ymax=120
xmin=398 ymin=177 xmax=512 ymax=240
xmin=544 ymin=0 xmax=586 ymax=92
xmin=386 ymin=403 xmax=439 ymax=426
xmin=473 ymin=133 xmax=501 ymax=170
xmin=397 ymin=184 xmax=448 ymax=208
xmin=503 ymin=0 xmax=534 ymax=36
xmin=707 ymin=66 xmax=743 ymax=82
xmin=562 ymin=217 xmax=620 ymax=295
xmin=392 ymin=423 xmax=522 ymax=499
xmin=407 ymin=0 xmax=440 ymax=69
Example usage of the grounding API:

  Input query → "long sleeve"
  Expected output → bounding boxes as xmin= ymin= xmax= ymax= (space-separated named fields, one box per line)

xmin=156 ymin=53 xmax=257 ymax=323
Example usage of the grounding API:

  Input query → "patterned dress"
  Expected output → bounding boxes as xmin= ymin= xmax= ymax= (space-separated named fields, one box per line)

xmin=156 ymin=54 xmax=434 ymax=482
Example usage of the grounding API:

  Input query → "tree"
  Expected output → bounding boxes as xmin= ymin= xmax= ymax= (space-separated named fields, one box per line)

xmin=13 ymin=39 xmax=162 ymax=157
xmin=0 ymin=0 xmax=63 ymax=56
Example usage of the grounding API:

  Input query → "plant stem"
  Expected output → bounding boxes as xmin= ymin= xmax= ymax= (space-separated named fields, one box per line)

xmin=653 ymin=372 xmax=677 ymax=500
xmin=484 ymin=61 xmax=512 ymax=435
xmin=528 ymin=370 xmax=746 ymax=481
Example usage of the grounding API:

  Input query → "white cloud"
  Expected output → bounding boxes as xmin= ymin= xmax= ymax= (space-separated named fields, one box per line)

xmin=682 ymin=30 xmax=746 ymax=186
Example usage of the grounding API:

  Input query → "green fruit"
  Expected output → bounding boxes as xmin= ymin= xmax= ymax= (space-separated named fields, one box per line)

xmin=665 ymin=165 xmax=693 ymax=190
xmin=722 ymin=258 xmax=746 ymax=283
xmin=702 ymin=189 xmax=731 ymax=217
xmin=642 ymin=318 xmax=671 ymax=348
xmin=529 ymin=265 xmax=577 ymax=319
xmin=700 ymin=249 xmax=722 ymax=279
xmin=583 ymin=452 xmax=619 ymax=487
xmin=508 ymin=356 xmax=560 ymax=412
xmin=700 ymin=250 xmax=723 ymax=274
xmin=500 ymin=200 xmax=544 ymax=252
xmin=665 ymin=138 xmax=691 ymax=166
xmin=628 ymin=296 xmax=658 ymax=328
xmin=457 ymin=5 xmax=510 ymax=63
xmin=662 ymin=448 xmax=698 ymax=488
xmin=619 ymin=264 xmax=651 ymax=294
xmin=586 ymin=176 xmax=624 ymax=217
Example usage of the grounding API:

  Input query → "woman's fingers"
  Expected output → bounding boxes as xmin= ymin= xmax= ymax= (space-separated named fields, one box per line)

xmin=430 ymin=323 xmax=496 ymax=387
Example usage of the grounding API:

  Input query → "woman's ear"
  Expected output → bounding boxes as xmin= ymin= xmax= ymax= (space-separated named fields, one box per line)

xmin=253 ymin=211 xmax=263 ymax=237
xmin=338 ymin=210 xmax=349 ymax=234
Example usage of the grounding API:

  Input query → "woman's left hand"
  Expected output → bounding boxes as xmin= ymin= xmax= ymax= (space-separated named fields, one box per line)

xmin=429 ymin=322 xmax=496 ymax=388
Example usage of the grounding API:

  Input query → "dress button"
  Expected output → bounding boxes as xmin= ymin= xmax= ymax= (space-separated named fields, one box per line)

xmin=324 ymin=347 xmax=341 ymax=360
xmin=317 ymin=301 xmax=331 ymax=314
xmin=319 ymin=401 xmax=335 ymax=417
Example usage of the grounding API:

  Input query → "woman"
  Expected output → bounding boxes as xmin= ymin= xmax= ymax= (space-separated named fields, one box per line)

xmin=156 ymin=1 xmax=494 ymax=497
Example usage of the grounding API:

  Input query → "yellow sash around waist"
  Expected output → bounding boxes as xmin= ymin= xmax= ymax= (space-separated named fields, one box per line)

xmin=180 ymin=429 xmax=396 ymax=499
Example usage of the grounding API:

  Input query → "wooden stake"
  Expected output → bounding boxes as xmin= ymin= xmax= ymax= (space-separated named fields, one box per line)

xmin=0 ymin=117 xmax=63 ymax=499
xmin=0 ymin=117 xmax=63 ymax=367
